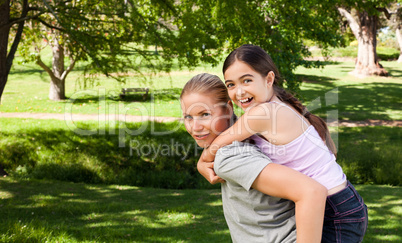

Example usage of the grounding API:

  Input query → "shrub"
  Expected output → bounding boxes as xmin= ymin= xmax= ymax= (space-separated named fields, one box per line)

xmin=0 ymin=120 xmax=400 ymax=188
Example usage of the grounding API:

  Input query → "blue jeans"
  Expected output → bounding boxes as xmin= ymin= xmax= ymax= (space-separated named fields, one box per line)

xmin=322 ymin=181 xmax=368 ymax=243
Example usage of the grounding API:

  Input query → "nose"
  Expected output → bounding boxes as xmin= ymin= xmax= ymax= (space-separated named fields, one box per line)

xmin=191 ymin=119 xmax=204 ymax=132
xmin=236 ymin=86 xmax=245 ymax=97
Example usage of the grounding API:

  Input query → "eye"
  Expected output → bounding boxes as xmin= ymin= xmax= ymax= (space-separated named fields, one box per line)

xmin=226 ymin=83 xmax=234 ymax=88
xmin=244 ymin=79 xmax=252 ymax=84
xmin=201 ymin=112 xmax=211 ymax=118
xmin=184 ymin=115 xmax=193 ymax=120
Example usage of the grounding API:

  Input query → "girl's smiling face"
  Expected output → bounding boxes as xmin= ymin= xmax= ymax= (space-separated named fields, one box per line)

xmin=181 ymin=93 xmax=232 ymax=148
xmin=224 ymin=60 xmax=274 ymax=110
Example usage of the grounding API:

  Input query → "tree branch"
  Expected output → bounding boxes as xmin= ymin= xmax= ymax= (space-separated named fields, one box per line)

xmin=337 ymin=7 xmax=360 ymax=40
xmin=377 ymin=7 xmax=392 ymax=19
xmin=61 ymin=55 xmax=76 ymax=81
xmin=36 ymin=55 xmax=57 ymax=81
xmin=6 ymin=0 xmax=28 ymax=73
xmin=4 ymin=12 xmax=44 ymax=28
xmin=37 ymin=18 xmax=64 ymax=31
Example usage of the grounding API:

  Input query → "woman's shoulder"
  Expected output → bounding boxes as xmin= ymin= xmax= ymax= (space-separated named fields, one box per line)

xmin=215 ymin=140 xmax=270 ymax=164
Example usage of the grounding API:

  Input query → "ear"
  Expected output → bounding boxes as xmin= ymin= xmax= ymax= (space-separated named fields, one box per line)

xmin=226 ymin=100 xmax=234 ymax=113
xmin=266 ymin=71 xmax=275 ymax=87
xmin=227 ymin=100 xmax=233 ymax=109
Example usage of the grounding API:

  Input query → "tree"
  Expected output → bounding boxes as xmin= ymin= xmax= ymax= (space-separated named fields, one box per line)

xmin=337 ymin=0 xmax=398 ymax=77
xmin=382 ymin=2 xmax=402 ymax=62
xmin=20 ymin=19 xmax=77 ymax=100
xmin=2 ymin=0 xmax=355 ymax=102
xmin=181 ymin=0 xmax=343 ymax=91
xmin=1 ymin=0 xmax=221 ymax=102
xmin=396 ymin=8 xmax=402 ymax=62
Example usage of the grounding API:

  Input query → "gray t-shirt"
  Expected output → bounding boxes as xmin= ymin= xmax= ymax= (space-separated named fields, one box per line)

xmin=214 ymin=139 xmax=296 ymax=243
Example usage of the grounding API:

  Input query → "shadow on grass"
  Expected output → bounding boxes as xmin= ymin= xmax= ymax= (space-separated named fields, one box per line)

xmin=297 ymin=74 xmax=337 ymax=87
xmin=0 ymin=178 xmax=228 ymax=242
xmin=66 ymin=88 xmax=182 ymax=104
xmin=387 ymin=67 xmax=402 ymax=78
xmin=355 ymin=185 xmax=402 ymax=242
xmin=299 ymin=78 xmax=402 ymax=120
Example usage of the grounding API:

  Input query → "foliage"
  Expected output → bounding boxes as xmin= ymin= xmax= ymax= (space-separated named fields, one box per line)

xmin=2 ymin=0 xmax=224 ymax=101
xmin=6 ymin=0 xmax=349 ymax=99
xmin=0 ymin=117 xmax=400 ymax=187
xmin=337 ymin=126 xmax=401 ymax=186
xmin=378 ymin=28 xmax=399 ymax=49
xmin=202 ymin=0 xmax=343 ymax=91
xmin=14 ymin=0 xmax=220 ymax=81
xmin=0 ymin=118 xmax=218 ymax=189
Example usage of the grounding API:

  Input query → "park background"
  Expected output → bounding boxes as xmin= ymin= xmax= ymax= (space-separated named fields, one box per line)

xmin=0 ymin=1 xmax=401 ymax=242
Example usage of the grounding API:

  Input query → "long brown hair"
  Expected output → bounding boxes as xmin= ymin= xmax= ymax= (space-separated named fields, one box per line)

xmin=223 ymin=44 xmax=337 ymax=156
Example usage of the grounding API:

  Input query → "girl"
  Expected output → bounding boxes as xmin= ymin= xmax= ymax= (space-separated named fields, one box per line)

xmin=181 ymin=73 xmax=327 ymax=242
xmin=201 ymin=45 xmax=368 ymax=243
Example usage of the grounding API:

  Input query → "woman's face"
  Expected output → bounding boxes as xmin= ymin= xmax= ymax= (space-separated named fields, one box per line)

xmin=181 ymin=93 xmax=231 ymax=148
xmin=224 ymin=60 xmax=273 ymax=110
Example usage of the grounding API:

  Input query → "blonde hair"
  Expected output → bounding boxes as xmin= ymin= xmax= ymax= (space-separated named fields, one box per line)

xmin=180 ymin=73 xmax=230 ymax=105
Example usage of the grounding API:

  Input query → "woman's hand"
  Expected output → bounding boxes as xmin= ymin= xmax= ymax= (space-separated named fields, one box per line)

xmin=197 ymin=156 xmax=225 ymax=184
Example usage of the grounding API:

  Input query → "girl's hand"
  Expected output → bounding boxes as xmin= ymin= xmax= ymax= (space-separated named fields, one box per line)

xmin=201 ymin=147 xmax=216 ymax=162
xmin=197 ymin=157 xmax=225 ymax=184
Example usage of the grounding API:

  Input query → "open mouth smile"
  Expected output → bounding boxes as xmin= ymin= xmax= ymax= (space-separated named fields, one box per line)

xmin=239 ymin=97 xmax=253 ymax=104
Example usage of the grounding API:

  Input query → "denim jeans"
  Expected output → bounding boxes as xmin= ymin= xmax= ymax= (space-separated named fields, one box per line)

xmin=322 ymin=181 xmax=368 ymax=243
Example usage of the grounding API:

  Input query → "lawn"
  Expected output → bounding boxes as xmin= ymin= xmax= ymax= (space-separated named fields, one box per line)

xmin=1 ymin=58 xmax=401 ymax=121
xmin=0 ymin=177 xmax=400 ymax=243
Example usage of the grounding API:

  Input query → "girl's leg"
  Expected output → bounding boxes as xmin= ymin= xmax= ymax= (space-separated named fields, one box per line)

xmin=321 ymin=181 xmax=368 ymax=243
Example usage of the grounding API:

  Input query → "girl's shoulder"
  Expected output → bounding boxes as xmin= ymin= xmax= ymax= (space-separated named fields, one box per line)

xmin=248 ymin=102 xmax=293 ymax=116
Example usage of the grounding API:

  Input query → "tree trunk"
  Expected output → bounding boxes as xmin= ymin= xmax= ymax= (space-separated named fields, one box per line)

xmin=354 ymin=12 xmax=388 ymax=76
xmin=0 ymin=1 xmax=10 ymax=174
xmin=396 ymin=28 xmax=402 ymax=63
xmin=49 ymin=37 xmax=66 ymax=100
xmin=36 ymin=34 xmax=76 ymax=101
xmin=0 ymin=0 xmax=10 ymax=104
xmin=338 ymin=8 xmax=388 ymax=77
xmin=0 ymin=0 xmax=29 ymax=103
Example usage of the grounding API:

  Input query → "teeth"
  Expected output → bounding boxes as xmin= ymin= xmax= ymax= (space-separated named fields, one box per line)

xmin=239 ymin=97 xmax=253 ymax=103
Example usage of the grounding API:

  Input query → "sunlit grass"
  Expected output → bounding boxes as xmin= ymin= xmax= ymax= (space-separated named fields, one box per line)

xmin=3 ymin=57 xmax=401 ymax=120
xmin=355 ymin=184 xmax=402 ymax=242
xmin=0 ymin=178 xmax=400 ymax=242
xmin=0 ymin=177 xmax=228 ymax=242
xmin=296 ymin=61 xmax=402 ymax=121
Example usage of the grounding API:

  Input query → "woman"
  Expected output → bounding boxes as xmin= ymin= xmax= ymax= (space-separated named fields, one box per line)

xmin=180 ymin=73 xmax=327 ymax=243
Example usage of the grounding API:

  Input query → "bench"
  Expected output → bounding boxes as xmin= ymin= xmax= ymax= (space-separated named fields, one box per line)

xmin=120 ymin=87 xmax=149 ymax=100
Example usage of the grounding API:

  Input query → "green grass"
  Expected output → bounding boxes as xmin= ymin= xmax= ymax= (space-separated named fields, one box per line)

xmin=2 ymin=58 xmax=401 ymax=120
xmin=310 ymin=46 xmax=400 ymax=60
xmin=0 ymin=177 xmax=400 ymax=242
xmin=0 ymin=177 xmax=229 ymax=242
xmin=296 ymin=61 xmax=402 ymax=121
xmin=1 ymin=57 xmax=223 ymax=117
xmin=336 ymin=126 xmax=401 ymax=186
